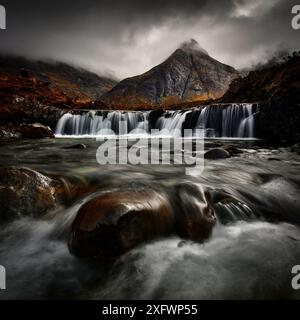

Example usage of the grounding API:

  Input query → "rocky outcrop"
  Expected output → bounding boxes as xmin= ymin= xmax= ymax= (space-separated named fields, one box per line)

xmin=174 ymin=183 xmax=217 ymax=240
xmin=221 ymin=54 xmax=300 ymax=104
xmin=69 ymin=189 xmax=174 ymax=260
xmin=220 ymin=53 xmax=300 ymax=144
xmin=102 ymin=39 xmax=239 ymax=109
xmin=20 ymin=123 xmax=54 ymax=139
xmin=0 ymin=167 xmax=59 ymax=220
xmin=204 ymin=148 xmax=230 ymax=159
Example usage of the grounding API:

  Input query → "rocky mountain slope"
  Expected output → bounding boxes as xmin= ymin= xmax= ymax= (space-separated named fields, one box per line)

xmin=0 ymin=56 xmax=118 ymax=136
xmin=221 ymin=53 xmax=300 ymax=143
xmin=101 ymin=39 xmax=239 ymax=109
xmin=220 ymin=53 xmax=300 ymax=103
xmin=0 ymin=55 xmax=117 ymax=107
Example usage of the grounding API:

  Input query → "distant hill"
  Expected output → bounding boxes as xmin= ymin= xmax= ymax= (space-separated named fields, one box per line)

xmin=0 ymin=55 xmax=117 ymax=107
xmin=101 ymin=39 xmax=239 ymax=109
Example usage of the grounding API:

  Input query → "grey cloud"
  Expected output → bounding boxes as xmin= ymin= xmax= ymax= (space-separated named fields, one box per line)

xmin=0 ymin=0 xmax=299 ymax=79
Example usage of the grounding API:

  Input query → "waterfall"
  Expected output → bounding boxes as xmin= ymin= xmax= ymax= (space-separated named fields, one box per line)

xmin=55 ymin=103 xmax=257 ymax=138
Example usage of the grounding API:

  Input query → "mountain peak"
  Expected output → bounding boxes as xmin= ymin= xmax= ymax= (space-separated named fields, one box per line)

xmin=179 ymin=39 xmax=208 ymax=55
xmin=102 ymin=40 xmax=239 ymax=109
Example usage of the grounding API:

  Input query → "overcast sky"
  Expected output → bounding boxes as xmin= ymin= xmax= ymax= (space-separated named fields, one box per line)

xmin=0 ymin=0 xmax=299 ymax=79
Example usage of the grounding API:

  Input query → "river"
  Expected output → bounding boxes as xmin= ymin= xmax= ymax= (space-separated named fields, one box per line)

xmin=0 ymin=135 xmax=299 ymax=299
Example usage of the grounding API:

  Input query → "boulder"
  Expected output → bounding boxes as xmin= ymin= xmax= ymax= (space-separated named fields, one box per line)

xmin=204 ymin=148 xmax=230 ymax=160
xmin=55 ymin=175 xmax=96 ymax=205
xmin=0 ymin=167 xmax=59 ymax=221
xmin=223 ymin=144 xmax=243 ymax=156
xmin=63 ymin=143 xmax=87 ymax=150
xmin=21 ymin=123 xmax=54 ymax=139
xmin=174 ymin=183 xmax=217 ymax=241
xmin=0 ymin=167 xmax=96 ymax=222
xmin=69 ymin=189 xmax=174 ymax=260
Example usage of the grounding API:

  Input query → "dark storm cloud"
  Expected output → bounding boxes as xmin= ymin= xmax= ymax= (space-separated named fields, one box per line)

xmin=0 ymin=0 xmax=299 ymax=78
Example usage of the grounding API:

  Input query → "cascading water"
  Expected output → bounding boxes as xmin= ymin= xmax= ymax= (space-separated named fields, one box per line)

xmin=55 ymin=103 xmax=258 ymax=138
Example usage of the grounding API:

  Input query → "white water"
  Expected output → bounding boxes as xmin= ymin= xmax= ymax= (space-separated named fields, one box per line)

xmin=94 ymin=222 xmax=300 ymax=300
xmin=0 ymin=139 xmax=300 ymax=299
xmin=55 ymin=104 xmax=257 ymax=138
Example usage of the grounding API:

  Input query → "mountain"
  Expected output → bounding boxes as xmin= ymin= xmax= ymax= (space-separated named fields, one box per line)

xmin=0 ymin=55 xmax=117 ymax=107
xmin=0 ymin=55 xmax=118 ymax=136
xmin=220 ymin=52 xmax=300 ymax=103
xmin=101 ymin=39 xmax=239 ymax=109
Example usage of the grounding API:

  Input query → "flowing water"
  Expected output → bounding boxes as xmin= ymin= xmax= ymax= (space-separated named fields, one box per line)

xmin=0 ymin=106 xmax=300 ymax=299
xmin=55 ymin=104 xmax=257 ymax=138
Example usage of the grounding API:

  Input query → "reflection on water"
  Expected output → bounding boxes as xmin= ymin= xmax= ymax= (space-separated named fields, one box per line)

xmin=0 ymin=138 xmax=300 ymax=299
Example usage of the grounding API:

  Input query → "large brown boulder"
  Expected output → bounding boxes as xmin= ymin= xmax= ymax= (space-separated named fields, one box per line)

xmin=21 ymin=123 xmax=54 ymax=139
xmin=174 ymin=183 xmax=217 ymax=240
xmin=0 ymin=167 xmax=96 ymax=222
xmin=0 ymin=167 xmax=59 ymax=220
xmin=69 ymin=189 xmax=174 ymax=260
xmin=69 ymin=184 xmax=219 ymax=261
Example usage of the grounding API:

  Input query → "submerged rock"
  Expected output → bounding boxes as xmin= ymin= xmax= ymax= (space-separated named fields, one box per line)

xmin=204 ymin=148 xmax=230 ymax=160
xmin=63 ymin=143 xmax=87 ymax=150
xmin=0 ymin=167 xmax=59 ymax=221
xmin=69 ymin=189 xmax=174 ymax=260
xmin=21 ymin=123 xmax=54 ymax=139
xmin=223 ymin=144 xmax=243 ymax=156
xmin=174 ymin=183 xmax=217 ymax=241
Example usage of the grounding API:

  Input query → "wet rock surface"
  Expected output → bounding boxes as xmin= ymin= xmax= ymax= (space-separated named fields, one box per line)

xmin=223 ymin=144 xmax=243 ymax=156
xmin=69 ymin=189 xmax=174 ymax=260
xmin=0 ymin=167 xmax=58 ymax=220
xmin=21 ymin=123 xmax=54 ymax=139
xmin=63 ymin=143 xmax=87 ymax=149
xmin=0 ymin=167 xmax=95 ymax=222
xmin=69 ymin=183 xmax=220 ymax=260
xmin=174 ymin=183 xmax=217 ymax=240
xmin=204 ymin=148 xmax=230 ymax=159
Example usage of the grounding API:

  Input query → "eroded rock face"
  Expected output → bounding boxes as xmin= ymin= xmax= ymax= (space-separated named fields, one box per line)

xmin=174 ymin=183 xmax=217 ymax=241
xmin=69 ymin=189 xmax=174 ymax=260
xmin=0 ymin=167 xmax=58 ymax=220
xmin=21 ymin=123 xmax=54 ymax=139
